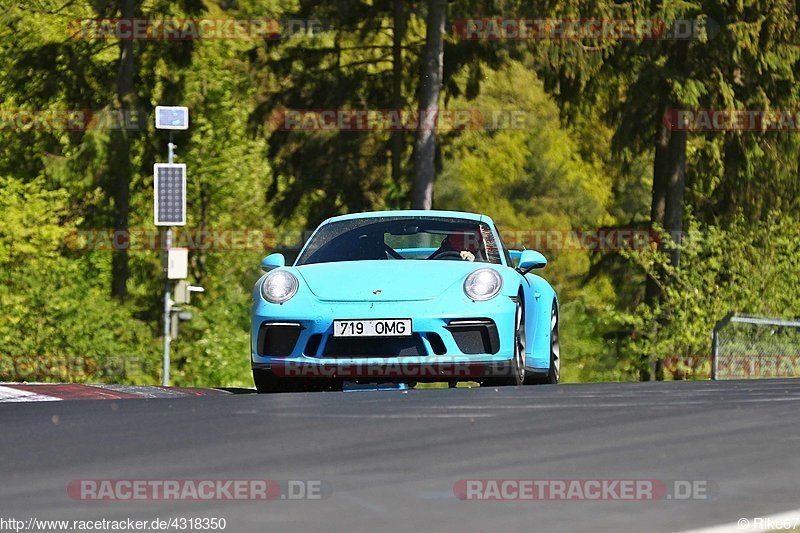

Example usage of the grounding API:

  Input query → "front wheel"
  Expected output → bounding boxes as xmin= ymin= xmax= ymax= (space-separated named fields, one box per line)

xmin=548 ymin=303 xmax=560 ymax=383
xmin=528 ymin=301 xmax=560 ymax=385
xmin=484 ymin=296 xmax=526 ymax=387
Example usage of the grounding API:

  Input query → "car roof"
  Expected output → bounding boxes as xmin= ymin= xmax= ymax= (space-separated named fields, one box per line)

xmin=321 ymin=210 xmax=493 ymax=226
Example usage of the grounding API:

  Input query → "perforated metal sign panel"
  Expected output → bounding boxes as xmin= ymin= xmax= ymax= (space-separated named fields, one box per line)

xmin=154 ymin=163 xmax=186 ymax=226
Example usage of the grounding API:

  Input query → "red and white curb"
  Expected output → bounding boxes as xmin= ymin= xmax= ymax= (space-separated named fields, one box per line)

xmin=0 ymin=384 xmax=230 ymax=403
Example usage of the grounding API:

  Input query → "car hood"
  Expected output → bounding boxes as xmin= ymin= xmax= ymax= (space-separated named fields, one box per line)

xmin=294 ymin=260 xmax=484 ymax=302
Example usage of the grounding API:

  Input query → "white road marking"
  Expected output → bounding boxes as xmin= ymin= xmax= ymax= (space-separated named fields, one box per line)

xmin=0 ymin=386 xmax=62 ymax=402
xmin=676 ymin=508 xmax=800 ymax=532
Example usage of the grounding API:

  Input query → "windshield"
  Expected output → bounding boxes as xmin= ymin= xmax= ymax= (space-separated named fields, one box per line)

xmin=295 ymin=216 xmax=503 ymax=266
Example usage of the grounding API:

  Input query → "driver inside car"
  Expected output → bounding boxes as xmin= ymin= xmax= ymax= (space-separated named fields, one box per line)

xmin=429 ymin=231 xmax=481 ymax=261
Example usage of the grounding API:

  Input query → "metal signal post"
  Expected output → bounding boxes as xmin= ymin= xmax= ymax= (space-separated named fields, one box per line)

xmin=154 ymin=107 xmax=189 ymax=386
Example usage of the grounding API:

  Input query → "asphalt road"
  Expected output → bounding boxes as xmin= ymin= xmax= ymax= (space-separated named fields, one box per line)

xmin=2 ymin=379 xmax=800 ymax=533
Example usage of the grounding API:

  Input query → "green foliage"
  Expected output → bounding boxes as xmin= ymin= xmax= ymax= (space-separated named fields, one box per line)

xmin=0 ymin=176 xmax=156 ymax=383
xmin=616 ymin=213 xmax=800 ymax=379
xmin=435 ymin=61 xmax=634 ymax=383
xmin=0 ymin=0 xmax=798 ymax=388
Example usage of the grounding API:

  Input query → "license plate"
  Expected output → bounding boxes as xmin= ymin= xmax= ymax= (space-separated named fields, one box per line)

xmin=333 ymin=319 xmax=412 ymax=338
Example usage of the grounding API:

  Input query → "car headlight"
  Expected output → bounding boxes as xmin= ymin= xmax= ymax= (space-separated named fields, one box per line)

xmin=464 ymin=268 xmax=503 ymax=301
xmin=261 ymin=270 xmax=299 ymax=303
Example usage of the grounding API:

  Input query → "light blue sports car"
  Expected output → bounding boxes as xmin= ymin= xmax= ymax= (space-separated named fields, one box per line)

xmin=251 ymin=210 xmax=559 ymax=392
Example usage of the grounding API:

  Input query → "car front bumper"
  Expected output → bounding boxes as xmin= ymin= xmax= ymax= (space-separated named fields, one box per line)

xmin=251 ymin=294 xmax=543 ymax=381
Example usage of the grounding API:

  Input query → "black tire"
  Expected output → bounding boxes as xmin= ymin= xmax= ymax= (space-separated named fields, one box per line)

xmin=484 ymin=295 xmax=526 ymax=387
xmin=547 ymin=302 xmax=560 ymax=384
xmin=528 ymin=301 xmax=560 ymax=385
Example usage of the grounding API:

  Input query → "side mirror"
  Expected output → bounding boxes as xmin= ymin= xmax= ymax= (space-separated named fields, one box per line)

xmin=261 ymin=253 xmax=286 ymax=272
xmin=517 ymin=250 xmax=547 ymax=274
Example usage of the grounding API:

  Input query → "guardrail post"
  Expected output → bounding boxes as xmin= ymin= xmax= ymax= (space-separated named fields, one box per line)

xmin=711 ymin=328 xmax=719 ymax=380
xmin=711 ymin=311 xmax=735 ymax=381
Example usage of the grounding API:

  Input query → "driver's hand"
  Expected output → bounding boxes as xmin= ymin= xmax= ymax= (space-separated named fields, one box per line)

xmin=460 ymin=250 xmax=475 ymax=262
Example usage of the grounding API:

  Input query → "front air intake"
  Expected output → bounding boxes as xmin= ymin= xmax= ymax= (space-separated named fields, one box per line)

xmin=445 ymin=319 xmax=500 ymax=355
xmin=257 ymin=322 xmax=303 ymax=357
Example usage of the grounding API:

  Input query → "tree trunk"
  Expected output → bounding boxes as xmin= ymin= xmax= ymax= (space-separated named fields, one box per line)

xmin=649 ymin=105 xmax=670 ymax=234
xmin=713 ymin=133 xmax=739 ymax=221
xmin=643 ymin=103 xmax=687 ymax=381
xmin=411 ymin=0 xmax=446 ymax=210
xmin=391 ymin=0 xmax=406 ymax=194
xmin=641 ymin=103 xmax=671 ymax=380
xmin=109 ymin=0 xmax=136 ymax=300
xmin=661 ymin=40 xmax=689 ymax=272
xmin=663 ymin=129 xmax=686 ymax=267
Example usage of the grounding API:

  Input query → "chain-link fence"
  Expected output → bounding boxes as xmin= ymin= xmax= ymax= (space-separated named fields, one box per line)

xmin=712 ymin=313 xmax=800 ymax=379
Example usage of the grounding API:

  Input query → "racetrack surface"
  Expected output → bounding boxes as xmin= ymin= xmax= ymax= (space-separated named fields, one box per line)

xmin=1 ymin=379 xmax=799 ymax=532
